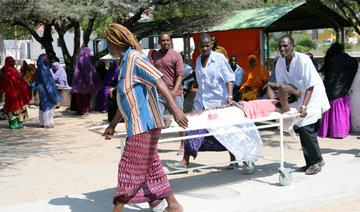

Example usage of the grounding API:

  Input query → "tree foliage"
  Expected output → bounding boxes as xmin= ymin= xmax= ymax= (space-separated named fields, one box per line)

xmin=0 ymin=0 xmax=358 ymax=72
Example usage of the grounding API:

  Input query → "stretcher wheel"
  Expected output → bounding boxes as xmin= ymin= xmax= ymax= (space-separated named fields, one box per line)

xmin=243 ymin=161 xmax=255 ymax=175
xmin=278 ymin=169 xmax=293 ymax=186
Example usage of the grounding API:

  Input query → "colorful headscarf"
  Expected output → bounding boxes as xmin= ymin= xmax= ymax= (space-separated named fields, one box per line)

xmin=104 ymin=23 xmax=142 ymax=52
xmin=5 ymin=57 xmax=14 ymax=68
xmin=71 ymin=47 xmax=103 ymax=94
xmin=240 ymin=55 xmax=269 ymax=92
xmin=36 ymin=53 xmax=62 ymax=112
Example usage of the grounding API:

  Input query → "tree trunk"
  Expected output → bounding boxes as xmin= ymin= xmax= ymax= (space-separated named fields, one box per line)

xmin=0 ymin=33 xmax=6 ymax=66
xmin=82 ymin=17 xmax=96 ymax=48
xmin=14 ymin=21 xmax=57 ymax=60
xmin=41 ymin=23 xmax=56 ymax=60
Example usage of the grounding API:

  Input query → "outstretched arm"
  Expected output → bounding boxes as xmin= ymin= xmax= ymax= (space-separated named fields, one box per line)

xmin=156 ymin=78 xmax=188 ymax=128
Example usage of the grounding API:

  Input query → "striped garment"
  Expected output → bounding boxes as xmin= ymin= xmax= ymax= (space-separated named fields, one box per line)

xmin=113 ymin=128 xmax=172 ymax=207
xmin=117 ymin=48 xmax=165 ymax=136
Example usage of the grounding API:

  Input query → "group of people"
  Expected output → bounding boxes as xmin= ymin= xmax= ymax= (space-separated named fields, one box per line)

xmin=100 ymin=24 xmax=359 ymax=212
xmin=0 ymin=22 xmax=357 ymax=211
xmin=0 ymin=45 xmax=127 ymax=129
xmin=0 ymin=54 xmax=66 ymax=129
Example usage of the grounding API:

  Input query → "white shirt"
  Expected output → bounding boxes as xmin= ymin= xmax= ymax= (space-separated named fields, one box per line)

xmin=276 ymin=52 xmax=330 ymax=127
xmin=194 ymin=51 xmax=235 ymax=109
xmin=234 ymin=64 xmax=244 ymax=87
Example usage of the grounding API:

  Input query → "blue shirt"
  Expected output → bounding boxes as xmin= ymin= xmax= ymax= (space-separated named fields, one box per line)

xmin=117 ymin=48 xmax=165 ymax=136
xmin=193 ymin=51 xmax=235 ymax=109
xmin=234 ymin=64 xmax=244 ymax=87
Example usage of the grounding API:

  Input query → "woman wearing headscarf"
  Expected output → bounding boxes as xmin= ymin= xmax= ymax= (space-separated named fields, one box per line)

xmin=36 ymin=54 xmax=62 ymax=128
xmin=0 ymin=57 xmax=30 ymax=129
xmin=51 ymin=62 xmax=69 ymax=88
xmin=317 ymin=43 xmax=358 ymax=138
xmin=23 ymin=64 xmax=37 ymax=84
xmin=95 ymin=60 xmax=107 ymax=82
xmin=51 ymin=62 xmax=70 ymax=109
xmin=71 ymin=47 xmax=103 ymax=115
xmin=239 ymin=55 xmax=269 ymax=101
xmin=20 ymin=60 xmax=29 ymax=77
xmin=102 ymin=23 xmax=187 ymax=212
xmin=23 ymin=64 xmax=38 ymax=107
xmin=95 ymin=60 xmax=118 ymax=112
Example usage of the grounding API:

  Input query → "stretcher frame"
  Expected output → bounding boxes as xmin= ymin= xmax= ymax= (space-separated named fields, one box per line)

xmin=89 ymin=112 xmax=299 ymax=186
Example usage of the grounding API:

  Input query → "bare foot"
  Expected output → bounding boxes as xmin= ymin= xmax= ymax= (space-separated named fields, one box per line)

xmin=172 ymin=158 xmax=189 ymax=169
xmin=166 ymin=203 xmax=183 ymax=212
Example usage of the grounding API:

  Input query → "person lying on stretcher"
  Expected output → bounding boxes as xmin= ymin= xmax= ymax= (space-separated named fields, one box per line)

xmin=164 ymin=82 xmax=301 ymax=127
xmin=168 ymin=82 xmax=301 ymax=170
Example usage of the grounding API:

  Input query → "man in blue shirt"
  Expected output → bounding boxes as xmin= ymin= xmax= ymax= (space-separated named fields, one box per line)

xmin=229 ymin=55 xmax=244 ymax=102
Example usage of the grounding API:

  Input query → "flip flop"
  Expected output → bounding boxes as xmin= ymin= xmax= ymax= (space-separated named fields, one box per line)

xmin=167 ymin=162 xmax=186 ymax=170
xmin=176 ymin=149 xmax=184 ymax=155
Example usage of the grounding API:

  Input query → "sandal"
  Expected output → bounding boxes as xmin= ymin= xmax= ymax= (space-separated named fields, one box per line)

xmin=167 ymin=162 xmax=187 ymax=170
xmin=150 ymin=199 xmax=168 ymax=212
xmin=176 ymin=149 xmax=184 ymax=155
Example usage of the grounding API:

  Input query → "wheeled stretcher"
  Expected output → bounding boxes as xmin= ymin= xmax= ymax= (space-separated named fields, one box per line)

xmin=89 ymin=106 xmax=300 ymax=186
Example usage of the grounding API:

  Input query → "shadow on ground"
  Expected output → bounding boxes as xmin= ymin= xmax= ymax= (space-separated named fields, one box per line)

xmin=48 ymin=161 xmax=298 ymax=212
xmin=0 ymin=112 xmax=98 ymax=174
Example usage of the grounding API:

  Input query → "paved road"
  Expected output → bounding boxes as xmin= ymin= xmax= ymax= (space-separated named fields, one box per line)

xmin=1 ymin=108 xmax=360 ymax=211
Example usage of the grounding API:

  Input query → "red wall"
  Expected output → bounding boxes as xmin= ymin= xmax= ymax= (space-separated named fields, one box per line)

xmin=192 ymin=29 xmax=260 ymax=69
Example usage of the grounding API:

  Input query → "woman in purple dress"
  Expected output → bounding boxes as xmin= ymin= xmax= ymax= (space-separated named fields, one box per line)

xmin=95 ymin=60 xmax=119 ymax=112
xmin=70 ymin=47 xmax=103 ymax=115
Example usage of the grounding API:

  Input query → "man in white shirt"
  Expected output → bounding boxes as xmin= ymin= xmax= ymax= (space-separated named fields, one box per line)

xmin=276 ymin=35 xmax=330 ymax=175
xmin=170 ymin=33 xmax=235 ymax=169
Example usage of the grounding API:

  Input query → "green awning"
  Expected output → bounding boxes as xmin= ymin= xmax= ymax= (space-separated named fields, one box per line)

xmin=130 ymin=2 xmax=351 ymax=38
xmin=210 ymin=3 xmax=304 ymax=31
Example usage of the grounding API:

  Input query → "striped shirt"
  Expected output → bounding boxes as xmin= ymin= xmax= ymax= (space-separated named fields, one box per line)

xmin=117 ymin=48 xmax=165 ymax=136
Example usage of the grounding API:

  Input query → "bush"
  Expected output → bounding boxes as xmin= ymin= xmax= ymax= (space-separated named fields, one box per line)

xmin=344 ymin=42 xmax=352 ymax=50
xmin=269 ymin=34 xmax=318 ymax=53
xmin=294 ymin=45 xmax=309 ymax=53
xmin=292 ymin=34 xmax=317 ymax=50
xmin=269 ymin=37 xmax=279 ymax=52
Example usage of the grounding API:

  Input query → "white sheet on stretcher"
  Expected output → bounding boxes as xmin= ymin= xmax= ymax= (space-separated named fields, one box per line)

xmin=168 ymin=106 xmax=301 ymax=159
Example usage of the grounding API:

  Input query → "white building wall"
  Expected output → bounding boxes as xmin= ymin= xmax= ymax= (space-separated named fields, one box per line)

xmin=30 ymin=29 xmax=97 ymax=62
xmin=139 ymin=37 xmax=195 ymax=58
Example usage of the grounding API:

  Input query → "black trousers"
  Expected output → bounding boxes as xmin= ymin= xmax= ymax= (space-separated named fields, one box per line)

xmin=298 ymin=120 xmax=323 ymax=167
